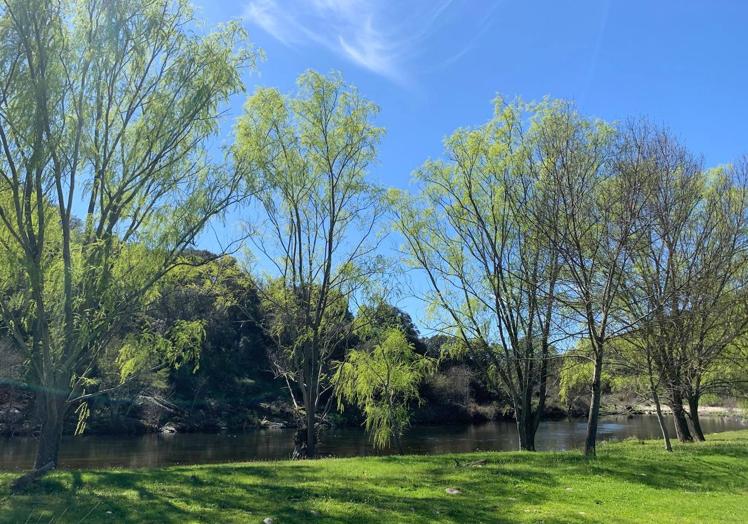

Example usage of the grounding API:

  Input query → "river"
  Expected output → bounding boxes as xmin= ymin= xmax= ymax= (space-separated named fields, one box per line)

xmin=1 ymin=414 xmax=746 ymax=470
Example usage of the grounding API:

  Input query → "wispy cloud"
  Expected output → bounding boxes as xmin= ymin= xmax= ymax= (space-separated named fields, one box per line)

xmin=242 ymin=0 xmax=462 ymax=84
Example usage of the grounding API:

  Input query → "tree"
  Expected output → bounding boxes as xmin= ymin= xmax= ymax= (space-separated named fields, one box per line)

xmin=533 ymin=105 xmax=646 ymax=457
xmin=606 ymin=336 xmax=674 ymax=452
xmin=614 ymin=122 xmax=702 ymax=443
xmin=234 ymin=70 xmax=385 ymax=458
xmin=335 ymin=328 xmax=434 ymax=452
xmin=391 ymin=98 xmax=562 ymax=451
xmin=0 ymin=0 xmax=253 ymax=478
xmin=678 ymin=161 xmax=748 ymax=440
xmin=617 ymin=124 xmax=748 ymax=442
xmin=143 ymin=252 xmax=273 ymax=431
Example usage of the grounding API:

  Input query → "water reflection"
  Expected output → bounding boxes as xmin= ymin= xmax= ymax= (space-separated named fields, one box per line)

xmin=1 ymin=415 xmax=745 ymax=470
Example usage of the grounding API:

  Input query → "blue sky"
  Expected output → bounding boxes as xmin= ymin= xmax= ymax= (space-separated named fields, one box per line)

xmin=193 ymin=0 xmax=748 ymax=330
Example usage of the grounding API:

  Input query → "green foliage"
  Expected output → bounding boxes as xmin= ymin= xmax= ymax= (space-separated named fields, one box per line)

xmin=335 ymin=329 xmax=434 ymax=449
xmin=75 ymin=252 xmax=277 ymax=433
xmin=0 ymin=0 xmax=254 ymax=369
xmin=0 ymin=1 xmax=258 ymax=465
xmin=234 ymin=70 xmax=385 ymax=446
xmin=152 ymin=254 xmax=274 ymax=402
xmin=116 ymin=320 xmax=205 ymax=382
xmin=558 ymin=343 xmax=612 ymax=408
xmin=389 ymin=98 xmax=584 ymax=443
xmin=0 ymin=1 xmax=746 ymax=463
xmin=352 ymin=302 xmax=426 ymax=354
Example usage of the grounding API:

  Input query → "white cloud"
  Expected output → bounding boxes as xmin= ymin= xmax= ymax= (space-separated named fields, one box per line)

xmin=242 ymin=0 xmax=458 ymax=84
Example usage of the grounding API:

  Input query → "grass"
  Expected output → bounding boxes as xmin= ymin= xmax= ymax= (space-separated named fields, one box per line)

xmin=1 ymin=430 xmax=747 ymax=523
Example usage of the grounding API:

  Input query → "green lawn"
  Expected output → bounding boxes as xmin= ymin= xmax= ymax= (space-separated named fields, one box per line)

xmin=1 ymin=430 xmax=747 ymax=523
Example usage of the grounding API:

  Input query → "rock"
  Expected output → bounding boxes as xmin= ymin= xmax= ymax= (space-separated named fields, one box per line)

xmin=260 ymin=418 xmax=286 ymax=429
xmin=160 ymin=423 xmax=178 ymax=434
xmin=452 ymin=458 xmax=487 ymax=468
xmin=445 ymin=487 xmax=462 ymax=495
xmin=263 ymin=518 xmax=274 ymax=524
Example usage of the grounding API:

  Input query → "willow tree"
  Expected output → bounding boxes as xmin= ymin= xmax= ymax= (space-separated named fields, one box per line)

xmin=391 ymin=98 xmax=562 ymax=451
xmin=335 ymin=328 xmax=434 ymax=453
xmin=618 ymin=123 xmax=711 ymax=442
xmin=532 ymin=105 xmax=646 ymax=457
xmin=0 ymin=0 xmax=252 ymax=477
xmin=678 ymin=159 xmax=748 ymax=441
xmin=617 ymin=125 xmax=748 ymax=442
xmin=234 ymin=71 xmax=384 ymax=458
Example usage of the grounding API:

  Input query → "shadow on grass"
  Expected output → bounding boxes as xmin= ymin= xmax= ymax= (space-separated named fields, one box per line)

xmin=1 ymin=436 xmax=746 ymax=523
xmin=589 ymin=440 xmax=748 ymax=492
xmin=1 ymin=460 xmax=553 ymax=523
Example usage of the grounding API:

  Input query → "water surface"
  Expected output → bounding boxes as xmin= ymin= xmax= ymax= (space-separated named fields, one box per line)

xmin=1 ymin=415 xmax=745 ymax=470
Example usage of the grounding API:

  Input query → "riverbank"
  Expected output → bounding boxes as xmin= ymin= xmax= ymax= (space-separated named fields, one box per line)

xmin=1 ymin=430 xmax=747 ymax=523
xmin=626 ymin=404 xmax=747 ymax=418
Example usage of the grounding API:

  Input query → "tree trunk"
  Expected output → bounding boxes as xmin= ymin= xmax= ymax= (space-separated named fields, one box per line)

xmin=305 ymin=396 xmax=316 ymax=458
xmin=390 ymin=401 xmax=405 ymax=455
xmin=646 ymin=357 xmax=672 ymax=452
xmin=687 ymin=394 xmax=706 ymax=442
xmin=515 ymin=396 xmax=538 ymax=451
xmin=584 ymin=352 xmax=604 ymax=457
xmin=523 ymin=416 xmax=537 ymax=452
xmin=651 ymin=384 xmax=672 ymax=452
xmin=393 ymin=431 xmax=404 ymax=455
xmin=669 ymin=391 xmax=693 ymax=442
xmin=516 ymin=411 xmax=531 ymax=451
xmin=33 ymin=392 xmax=67 ymax=470
xmin=516 ymin=420 xmax=527 ymax=451
xmin=531 ymin=345 xmax=549 ymax=450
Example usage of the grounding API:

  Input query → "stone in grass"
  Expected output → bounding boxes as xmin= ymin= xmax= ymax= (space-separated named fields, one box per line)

xmin=445 ymin=487 xmax=462 ymax=495
xmin=263 ymin=518 xmax=274 ymax=524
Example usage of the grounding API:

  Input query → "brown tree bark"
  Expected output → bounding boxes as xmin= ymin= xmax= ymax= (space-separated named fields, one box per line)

xmin=33 ymin=391 xmax=67 ymax=470
xmin=305 ymin=405 xmax=316 ymax=458
xmin=516 ymin=406 xmax=537 ymax=452
xmin=522 ymin=416 xmax=537 ymax=452
xmin=644 ymin=350 xmax=673 ymax=452
xmin=651 ymin=386 xmax=673 ymax=452
xmin=687 ymin=394 xmax=706 ymax=441
xmin=669 ymin=391 xmax=693 ymax=442
xmin=584 ymin=353 xmax=604 ymax=457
